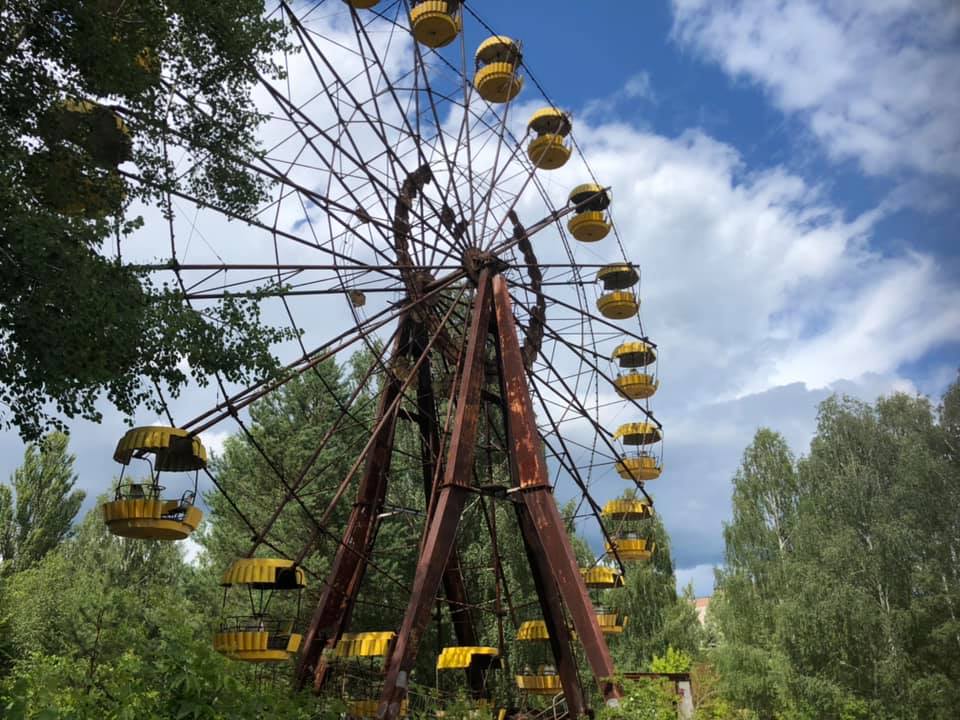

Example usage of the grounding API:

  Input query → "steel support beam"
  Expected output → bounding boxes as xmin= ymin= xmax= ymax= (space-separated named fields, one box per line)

xmin=491 ymin=275 xmax=622 ymax=711
xmin=412 ymin=321 xmax=484 ymax=698
xmin=294 ymin=322 xmax=409 ymax=691
xmin=378 ymin=271 xmax=494 ymax=719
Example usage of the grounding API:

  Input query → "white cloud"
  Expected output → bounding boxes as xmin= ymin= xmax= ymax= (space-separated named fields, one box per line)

xmin=671 ymin=0 xmax=960 ymax=177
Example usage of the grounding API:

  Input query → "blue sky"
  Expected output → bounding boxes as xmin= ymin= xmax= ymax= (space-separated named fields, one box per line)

xmin=2 ymin=0 xmax=958 ymax=597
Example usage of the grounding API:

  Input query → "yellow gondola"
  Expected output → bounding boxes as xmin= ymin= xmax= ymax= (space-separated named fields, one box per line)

xmin=515 ymin=666 xmax=562 ymax=695
xmin=410 ymin=1 xmax=462 ymax=48
xmin=597 ymin=290 xmax=639 ymax=319
xmin=474 ymin=36 xmax=523 ymax=103
xmin=102 ymin=426 xmax=206 ymax=541
xmin=606 ymin=535 xmax=655 ymax=562
xmin=615 ymin=453 xmax=662 ymax=481
xmin=527 ymin=108 xmax=572 ymax=170
xmin=346 ymin=700 xmax=408 ymax=719
xmin=614 ymin=422 xmax=662 ymax=445
xmin=41 ymin=100 xmax=132 ymax=168
xmin=580 ymin=566 xmax=624 ymax=589
xmin=213 ymin=558 xmax=306 ymax=662
xmin=602 ymin=498 xmax=651 ymax=521
xmin=614 ymin=371 xmax=658 ymax=400
xmin=595 ymin=609 xmax=628 ymax=635
xmin=437 ymin=646 xmax=501 ymax=671
xmin=567 ymin=183 xmax=611 ymax=242
xmin=346 ymin=0 xmax=380 ymax=8
xmin=516 ymin=620 xmax=550 ymax=641
xmin=27 ymin=148 xmax=125 ymax=218
xmin=612 ymin=341 xmax=657 ymax=368
xmin=597 ymin=264 xmax=638 ymax=291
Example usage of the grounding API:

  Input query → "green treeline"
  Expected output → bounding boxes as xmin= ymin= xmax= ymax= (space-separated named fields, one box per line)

xmin=710 ymin=376 xmax=960 ymax=719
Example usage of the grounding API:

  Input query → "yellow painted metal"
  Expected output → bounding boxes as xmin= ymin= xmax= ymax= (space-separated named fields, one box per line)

xmin=515 ymin=671 xmax=562 ymax=695
xmin=475 ymin=36 xmax=521 ymax=65
xmin=213 ymin=630 xmax=302 ymax=662
xmin=569 ymin=183 xmax=611 ymax=211
xmin=616 ymin=454 xmax=662 ymax=481
xmin=612 ymin=341 xmax=657 ymax=368
xmin=346 ymin=699 xmax=409 ymax=718
xmin=474 ymin=62 xmax=523 ymax=103
xmin=606 ymin=537 xmax=656 ymax=562
xmin=436 ymin=645 xmax=499 ymax=670
xmin=333 ymin=631 xmax=397 ymax=658
xmin=102 ymin=499 xmax=202 ymax=540
xmin=30 ymin=149 xmax=125 ymax=218
xmin=614 ymin=422 xmax=662 ymax=445
xmin=220 ymin=558 xmax=307 ymax=589
xmin=614 ymin=372 xmax=658 ymax=400
xmin=580 ymin=566 xmax=624 ymax=589
xmin=527 ymin=107 xmax=572 ymax=136
xmin=596 ymin=612 xmax=628 ymax=635
xmin=527 ymin=134 xmax=571 ymax=169
xmin=346 ymin=0 xmax=381 ymax=8
xmin=516 ymin=620 xmax=550 ymax=641
xmin=410 ymin=2 xmax=461 ymax=48
xmin=597 ymin=264 xmax=638 ymax=290
xmin=597 ymin=290 xmax=639 ymax=319
xmin=568 ymin=211 xmax=611 ymax=242
xmin=349 ymin=290 xmax=367 ymax=307
xmin=602 ymin=498 xmax=651 ymax=521
xmin=113 ymin=426 xmax=207 ymax=471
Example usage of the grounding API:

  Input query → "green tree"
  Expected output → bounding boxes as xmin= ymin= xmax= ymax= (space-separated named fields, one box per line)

xmin=711 ymin=429 xmax=798 ymax=717
xmin=607 ymin=513 xmax=703 ymax=668
xmin=712 ymin=377 xmax=960 ymax=720
xmin=1 ymin=1 xmax=296 ymax=440
xmin=1 ymin=502 xmax=322 ymax=719
xmin=0 ymin=433 xmax=85 ymax=574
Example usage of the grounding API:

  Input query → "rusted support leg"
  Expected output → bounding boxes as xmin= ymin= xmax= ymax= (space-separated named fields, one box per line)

xmin=413 ymin=321 xmax=484 ymax=698
xmin=492 ymin=275 xmax=622 ymax=710
xmin=378 ymin=272 xmax=494 ymax=720
xmin=294 ymin=322 xmax=408 ymax=692
xmin=514 ymin=502 xmax=588 ymax=717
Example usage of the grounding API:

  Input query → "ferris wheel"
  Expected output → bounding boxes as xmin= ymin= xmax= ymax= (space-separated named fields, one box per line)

xmin=78 ymin=1 xmax=665 ymax=718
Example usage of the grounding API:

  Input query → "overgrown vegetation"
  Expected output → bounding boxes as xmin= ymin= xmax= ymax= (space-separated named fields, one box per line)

xmin=1 ymin=1 xmax=296 ymax=440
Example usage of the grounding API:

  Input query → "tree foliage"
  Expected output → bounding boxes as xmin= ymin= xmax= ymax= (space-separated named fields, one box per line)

xmin=0 ymin=432 xmax=85 ymax=574
xmin=0 ymin=1 xmax=296 ymax=440
xmin=713 ymin=376 xmax=960 ymax=720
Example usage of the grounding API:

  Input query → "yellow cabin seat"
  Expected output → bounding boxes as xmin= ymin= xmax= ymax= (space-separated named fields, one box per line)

xmin=613 ymin=341 xmax=657 ymax=368
xmin=102 ymin=497 xmax=202 ymax=540
xmin=516 ymin=667 xmax=562 ymax=695
xmin=436 ymin=646 xmax=500 ymax=670
xmin=42 ymin=100 xmax=132 ymax=168
xmin=410 ymin=1 xmax=461 ymax=48
xmin=606 ymin=537 xmax=656 ymax=562
xmin=332 ymin=631 xmax=396 ymax=661
xmin=527 ymin=108 xmax=572 ymax=170
xmin=568 ymin=183 xmax=611 ymax=242
xmin=103 ymin=426 xmax=207 ymax=541
xmin=597 ymin=290 xmax=639 ymax=319
xmin=615 ymin=454 xmax=662 ymax=481
xmin=602 ymin=498 xmax=651 ymax=521
xmin=214 ymin=558 xmax=306 ymax=663
xmin=28 ymin=148 xmax=125 ymax=218
xmin=213 ymin=629 xmax=302 ymax=662
xmin=614 ymin=422 xmax=662 ymax=446
xmin=597 ymin=264 xmax=639 ymax=291
xmin=474 ymin=36 xmax=523 ymax=103
xmin=580 ymin=566 xmax=624 ymax=589
xmin=614 ymin=371 xmax=658 ymax=400
xmin=595 ymin=610 xmax=628 ymax=635
xmin=516 ymin=620 xmax=550 ymax=642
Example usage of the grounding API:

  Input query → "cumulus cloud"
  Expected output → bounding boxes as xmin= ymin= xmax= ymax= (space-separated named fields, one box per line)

xmin=671 ymin=0 xmax=960 ymax=178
